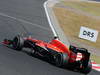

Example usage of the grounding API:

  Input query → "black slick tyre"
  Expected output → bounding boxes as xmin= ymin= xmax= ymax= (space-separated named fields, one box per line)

xmin=13 ymin=35 xmax=24 ymax=51
xmin=54 ymin=52 xmax=69 ymax=67
xmin=80 ymin=60 xmax=92 ymax=74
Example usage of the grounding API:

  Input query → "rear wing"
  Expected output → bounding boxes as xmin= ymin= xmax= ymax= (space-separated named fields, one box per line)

xmin=70 ymin=45 xmax=91 ymax=67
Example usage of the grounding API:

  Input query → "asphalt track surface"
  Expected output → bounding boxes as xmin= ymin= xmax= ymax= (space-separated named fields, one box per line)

xmin=0 ymin=0 xmax=100 ymax=75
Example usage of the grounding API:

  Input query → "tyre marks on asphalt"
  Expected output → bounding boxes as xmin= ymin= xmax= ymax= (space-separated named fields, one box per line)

xmin=0 ymin=12 xmax=50 ymax=31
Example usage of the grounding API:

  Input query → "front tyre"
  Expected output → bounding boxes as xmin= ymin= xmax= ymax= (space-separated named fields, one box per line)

xmin=13 ymin=35 xmax=24 ymax=51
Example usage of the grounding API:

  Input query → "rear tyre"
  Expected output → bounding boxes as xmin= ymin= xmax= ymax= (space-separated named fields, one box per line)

xmin=80 ymin=60 xmax=92 ymax=74
xmin=54 ymin=52 xmax=69 ymax=67
xmin=13 ymin=35 xmax=24 ymax=51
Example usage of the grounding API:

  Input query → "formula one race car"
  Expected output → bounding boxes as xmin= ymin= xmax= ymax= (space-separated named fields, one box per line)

xmin=2 ymin=35 xmax=92 ymax=74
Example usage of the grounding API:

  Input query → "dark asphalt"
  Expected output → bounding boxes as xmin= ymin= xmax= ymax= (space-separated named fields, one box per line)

xmin=0 ymin=0 xmax=99 ymax=75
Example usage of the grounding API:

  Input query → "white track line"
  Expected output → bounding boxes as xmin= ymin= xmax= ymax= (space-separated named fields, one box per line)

xmin=44 ymin=1 xmax=57 ymax=37
xmin=0 ymin=12 xmax=50 ymax=31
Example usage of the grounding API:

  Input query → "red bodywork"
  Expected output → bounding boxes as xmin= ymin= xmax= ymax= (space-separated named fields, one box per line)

xmin=26 ymin=37 xmax=77 ymax=63
xmin=2 ymin=36 xmax=91 ymax=74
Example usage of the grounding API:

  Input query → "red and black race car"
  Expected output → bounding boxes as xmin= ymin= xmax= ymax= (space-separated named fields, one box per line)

xmin=2 ymin=35 xmax=92 ymax=74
